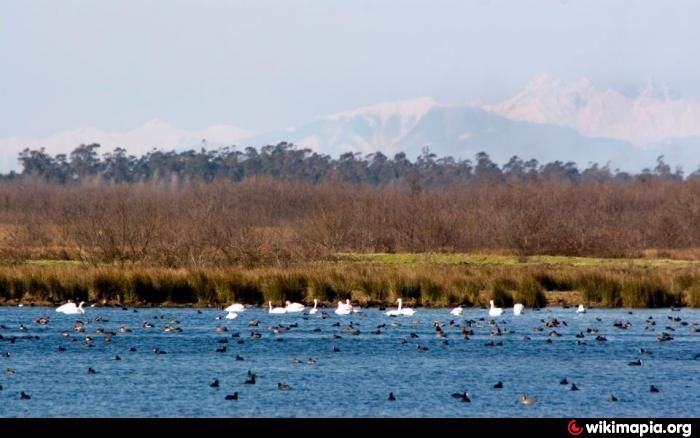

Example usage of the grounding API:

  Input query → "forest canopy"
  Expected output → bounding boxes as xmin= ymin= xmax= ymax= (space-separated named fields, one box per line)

xmin=13 ymin=142 xmax=692 ymax=185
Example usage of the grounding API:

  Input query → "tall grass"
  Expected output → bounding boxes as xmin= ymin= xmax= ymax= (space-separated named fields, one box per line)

xmin=574 ymin=273 xmax=621 ymax=306
xmin=264 ymin=274 xmax=307 ymax=304
xmin=515 ymin=278 xmax=547 ymax=308
xmin=490 ymin=283 xmax=514 ymax=308
xmin=0 ymin=262 xmax=698 ymax=307
xmin=619 ymin=278 xmax=677 ymax=308
xmin=688 ymin=284 xmax=700 ymax=307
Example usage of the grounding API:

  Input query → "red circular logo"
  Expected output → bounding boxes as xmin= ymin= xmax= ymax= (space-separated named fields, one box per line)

xmin=568 ymin=419 xmax=583 ymax=436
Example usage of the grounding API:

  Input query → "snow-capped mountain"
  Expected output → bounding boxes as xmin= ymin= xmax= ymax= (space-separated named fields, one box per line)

xmin=4 ymin=76 xmax=700 ymax=173
xmin=251 ymin=78 xmax=700 ymax=170
xmin=251 ymin=97 xmax=441 ymax=156
xmin=487 ymin=75 xmax=700 ymax=145
xmin=251 ymin=102 xmax=641 ymax=168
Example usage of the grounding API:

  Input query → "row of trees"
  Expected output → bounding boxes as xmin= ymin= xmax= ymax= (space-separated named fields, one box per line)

xmin=2 ymin=178 xmax=700 ymax=266
xmin=14 ymin=143 xmax=691 ymax=185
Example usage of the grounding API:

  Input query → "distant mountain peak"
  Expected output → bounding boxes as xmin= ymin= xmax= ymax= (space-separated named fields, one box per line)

xmin=320 ymin=96 xmax=438 ymax=122
xmin=487 ymin=76 xmax=700 ymax=145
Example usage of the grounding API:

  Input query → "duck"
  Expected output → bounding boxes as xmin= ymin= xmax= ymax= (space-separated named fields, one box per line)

xmin=451 ymin=391 xmax=470 ymax=402
xmin=388 ymin=392 xmax=396 ymax=401
xmin=488 ymin=300 xmax=503 ymax=317
xmin=225 ymin=392 xmax=238 ymax=400
xmin=519 ymin=394 xmax=537 ymax=405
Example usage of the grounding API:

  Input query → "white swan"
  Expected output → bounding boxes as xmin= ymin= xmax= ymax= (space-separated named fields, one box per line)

xmin=385 ymin=298 xmax=415 ymax=316
xmin=285 ymin=301 xmax=305 ymax=313
xmin=335 ymin=300 xmax=352 ymax=315
xmin=576 ymin=304 xmax=586 ymax=314
xmin=225 ymin=312 xmax=238 ymax=320
xmin=56 ymin=301 xmax=86 ymax=315
xmin=450 ymin=305 xmax=463 ymax=316
xmin=224 ymin=303 xmax=245 ymax=313
xmin=309 ymin=299 xmax=318 ymax=314
xmin=269 ymin=301 xmax=287 ymax=314
xmin=488 ymin=300 xmax=503 ymax=317
xmin=513 ymin=303 xmax=525 ymax=316
xmin=399 ymin=299 xmax=416 ymax=316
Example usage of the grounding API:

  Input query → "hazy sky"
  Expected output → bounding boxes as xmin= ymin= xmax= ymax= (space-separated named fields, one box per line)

xmin=3 ymin=0 xmax=699 ymax=137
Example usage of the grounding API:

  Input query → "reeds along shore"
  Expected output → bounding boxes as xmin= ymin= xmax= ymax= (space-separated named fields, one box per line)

xmin=1 ymin=263 xmax=700 ymax=308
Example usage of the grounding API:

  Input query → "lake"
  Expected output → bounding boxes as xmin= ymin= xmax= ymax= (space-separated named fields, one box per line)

xmin=0 ymin=305 xmax=698 ymax=417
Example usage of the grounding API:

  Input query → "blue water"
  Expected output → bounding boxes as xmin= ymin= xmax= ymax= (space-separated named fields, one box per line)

xmin=0 ymin=306 xmax=698 ymax=417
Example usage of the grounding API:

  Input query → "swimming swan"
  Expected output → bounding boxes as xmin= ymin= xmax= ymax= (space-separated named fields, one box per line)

xmin=56 ymin=301 xmax=86 ymax=315
xmin=576 ymin=304 xmax=586 ymax=314
xmin=285 ymin=301 xmax=305 ymax=313
xmin=488 ymin=300 xmax=503 ymax=317
xmin=309 ymin=299 xmax=319 ymax=315
xmin=269 ymin=302 xmax=287 ymax=314
xmin=224 ymin=303 xmax=245 ymax=313
xmin=385 ymin=298 xmax=415 ymax=316
xmin=335 ymin=300 xmax=352 ymax=315
xmin=513 ymin=303 xmax=525 ymax=316
xmin=450 ymin=306 xmax=463 ymax=316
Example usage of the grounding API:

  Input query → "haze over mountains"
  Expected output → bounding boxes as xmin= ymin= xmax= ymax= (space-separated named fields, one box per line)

xmin=4 ymin=76 xmax=700 ymax=173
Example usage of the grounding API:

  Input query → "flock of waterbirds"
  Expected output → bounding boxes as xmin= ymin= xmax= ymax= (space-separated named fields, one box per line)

xmin=1 ymin=297 xmax=699 ymax=409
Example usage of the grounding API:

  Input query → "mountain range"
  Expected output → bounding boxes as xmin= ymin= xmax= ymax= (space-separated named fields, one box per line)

xmin=3 ymin=76 xmax=700 ymax=173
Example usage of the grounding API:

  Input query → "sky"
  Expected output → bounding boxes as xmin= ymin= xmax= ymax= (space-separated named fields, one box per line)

xmin=2 ymin=0 xmax=700 ymax=138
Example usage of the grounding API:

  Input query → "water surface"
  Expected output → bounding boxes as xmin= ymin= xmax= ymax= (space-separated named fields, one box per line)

xmin=0 ymin=306 xmax=698 ymax=417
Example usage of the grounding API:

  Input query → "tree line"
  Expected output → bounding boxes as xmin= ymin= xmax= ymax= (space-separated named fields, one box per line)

xmin=13 ymin=142 xmax=692 ymax=185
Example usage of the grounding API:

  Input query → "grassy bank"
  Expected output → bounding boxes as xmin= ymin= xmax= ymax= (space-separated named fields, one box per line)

xmin=2 ymin=254 xmax=700 ymax=308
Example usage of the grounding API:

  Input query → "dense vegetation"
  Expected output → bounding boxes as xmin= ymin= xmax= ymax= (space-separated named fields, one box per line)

xmin=4 ymin=176 xmax=700 ymax=266
xmin=3 ymin=143 xmax=700 ymax=307
xmin=14 ymin=143 xmax=691 ymax=185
